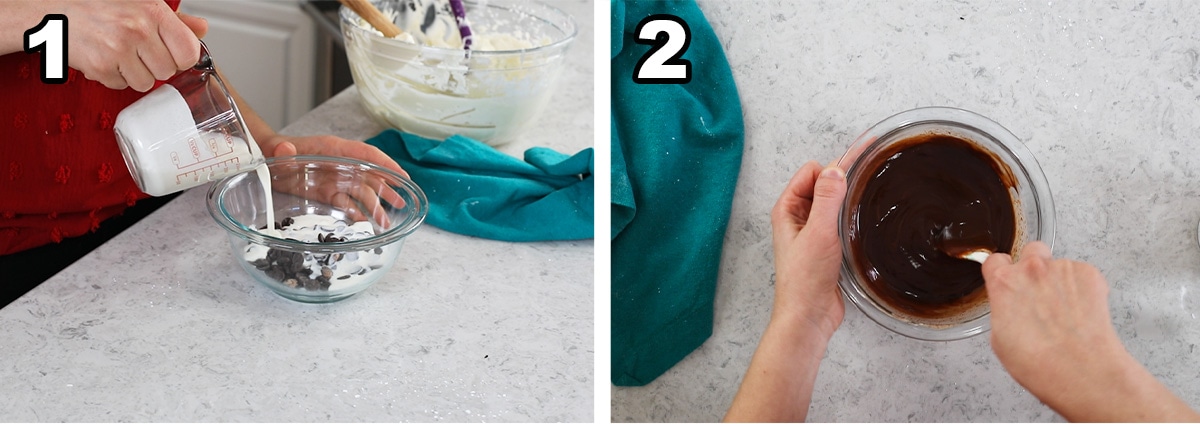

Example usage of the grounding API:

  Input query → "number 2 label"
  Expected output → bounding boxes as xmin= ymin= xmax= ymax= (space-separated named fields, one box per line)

xmin=633 ymin=14 xmax=692 ymax=84
xmin=24 ymin=14 xmax=69 ymax=84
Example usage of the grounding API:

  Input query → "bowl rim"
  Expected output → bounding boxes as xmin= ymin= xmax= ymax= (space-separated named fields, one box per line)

xmin=206 ymin=155 xmax=428 ymax=253
xmin=338 ymin=0 xmax=579 ymax=56
xmin=835 ymin=106 xmax=1056 ymax=341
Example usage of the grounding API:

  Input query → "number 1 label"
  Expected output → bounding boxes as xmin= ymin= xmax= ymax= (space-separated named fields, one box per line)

xmin=24 ymin=14 xmax=68 ymax=84
xmin=633 ymin=15 xmax=692 ymax=84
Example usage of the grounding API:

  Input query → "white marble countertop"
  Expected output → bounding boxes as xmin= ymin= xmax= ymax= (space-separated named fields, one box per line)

xmin=612 ymin=1 xmax=1200 ymax=422
xmin=0 ymin=1 xmax=593 ymax=421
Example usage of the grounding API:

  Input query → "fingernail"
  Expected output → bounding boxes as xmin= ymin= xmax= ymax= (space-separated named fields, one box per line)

xmin=821 ymin=166 xmax=845 ymax=181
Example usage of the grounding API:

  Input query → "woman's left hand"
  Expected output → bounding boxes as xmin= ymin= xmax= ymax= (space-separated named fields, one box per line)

xmin=257 ymin=134 xmax=409 ymax=227
xmin=261 ymin=134 xmax=408 ymax=178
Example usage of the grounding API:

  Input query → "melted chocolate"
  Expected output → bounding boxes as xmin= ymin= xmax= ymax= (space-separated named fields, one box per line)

xmin=848 ymin=133 xmax=1017 ymax=319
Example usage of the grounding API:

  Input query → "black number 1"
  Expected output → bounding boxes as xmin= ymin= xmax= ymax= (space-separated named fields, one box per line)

xmin=24 ymin=14 xmax=68 ymax=84
xmin=633 ymin=14 xmax=692 ymax=84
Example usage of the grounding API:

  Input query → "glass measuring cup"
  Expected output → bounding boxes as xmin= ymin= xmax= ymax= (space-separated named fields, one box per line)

xmin=114 ymin=41 xmax=263 ymax=197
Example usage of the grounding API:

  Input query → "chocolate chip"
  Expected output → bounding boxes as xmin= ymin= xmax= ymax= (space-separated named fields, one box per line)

xmin=337 ymin=275 xmax=350 ymax=280
xmin=282 ymin=217 xmax=294 ymax=227
xmin=266 ymin=267 xmax=285 ymax=282
xmin=317 ymin=233 xmax=325 ymax=243
xmin=373 ymin=247 xmax=382 ymax=255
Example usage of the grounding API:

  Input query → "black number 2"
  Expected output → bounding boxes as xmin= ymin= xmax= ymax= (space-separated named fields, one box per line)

xmin=24 ymin=14 xmax=69 ymax=84
xmin=633 ymin=14 xmax=692 ymax=84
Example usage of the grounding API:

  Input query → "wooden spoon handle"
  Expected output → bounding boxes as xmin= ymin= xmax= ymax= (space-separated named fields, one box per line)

xmin=338 ymin=0 xmax=403 ymax=38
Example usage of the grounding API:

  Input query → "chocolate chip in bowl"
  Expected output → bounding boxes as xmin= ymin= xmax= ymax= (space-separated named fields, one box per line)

xmin=207 ymin=155 xmax=428 ymax=303
xmin=836 ymin=107 xmax=1055 ymax=340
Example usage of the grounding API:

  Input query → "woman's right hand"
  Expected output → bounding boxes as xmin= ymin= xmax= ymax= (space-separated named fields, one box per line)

xmin=60 ymin=0 xmax=209 ymax=92
xmin=982 ymin=242 xmax=1124 ymax=396
xmin=3 ymin=1 xmax=210 ymax=91
xmin=983 ymin=242 xmax=1200 ymax=421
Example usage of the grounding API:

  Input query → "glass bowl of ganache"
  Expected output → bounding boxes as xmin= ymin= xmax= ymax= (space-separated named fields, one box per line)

xmin=836 ymin=107 xmax=1055 ymax=341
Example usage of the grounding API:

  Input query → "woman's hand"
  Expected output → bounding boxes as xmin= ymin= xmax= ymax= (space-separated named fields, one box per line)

xmin=725 ymin=161 xmax=847 ymax=423
xmin=768 ymin=160 xmax=848 ymax=340
xmin=2 ymin=1 xmax=208 ymax=91
xmin=260 ymin=134 xmax=407 ymax=178
xmin=259 ymin=134 xmax=409 ymax=228
xmin=983 ymin=242 xmax=1125 ymax=397
xmin=68 ymin=1 xmax=208 ymax=91
xmin=983 ymin=242 xmax=1200 ymax=422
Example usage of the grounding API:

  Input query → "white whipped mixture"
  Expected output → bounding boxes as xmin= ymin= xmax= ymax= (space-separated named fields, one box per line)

xmin=346 ymin=1 xmax=564 ymax=145
xmin=244 ymin=213 xmax=395 ymax=291
xmin=114 ymin=84 xmax=263 ymax=196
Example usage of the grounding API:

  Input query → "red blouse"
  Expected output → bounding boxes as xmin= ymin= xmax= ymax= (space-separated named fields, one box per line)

xmin=0 ymin=0 xmax=182 ymax=255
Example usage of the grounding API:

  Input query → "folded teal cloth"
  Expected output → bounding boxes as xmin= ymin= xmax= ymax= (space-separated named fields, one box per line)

xmin=366 ymin=130 xmax=594 ymax=242
xmin=611 ymin=0 xmax=745 ymax=386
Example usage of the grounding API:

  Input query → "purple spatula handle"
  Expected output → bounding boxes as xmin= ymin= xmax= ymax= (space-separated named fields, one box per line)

xmin=447 ymin=0 xmax=474 ymax=50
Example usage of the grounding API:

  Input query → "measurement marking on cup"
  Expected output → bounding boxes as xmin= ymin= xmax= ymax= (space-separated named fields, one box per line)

xmin=176 ymin=156 xmax=242 ymax=185
xmin=189 ymin=137 xmax=200 ymax=160
xmin=173 ymin=130 xmax=238 ymax=170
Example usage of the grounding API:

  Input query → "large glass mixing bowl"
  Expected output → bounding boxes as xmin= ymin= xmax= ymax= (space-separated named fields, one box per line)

xmin=207 ymin=155 xmax=427 ymax=303
xmin=836 ymin=107 xmax=1055 ymax=341
xmin=340 ymin=0 xmax=577 ymax=146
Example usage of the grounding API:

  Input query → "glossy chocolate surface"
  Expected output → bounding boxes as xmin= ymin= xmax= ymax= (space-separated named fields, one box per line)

xmin=848 ymin=133 xmax=1017 ymax=318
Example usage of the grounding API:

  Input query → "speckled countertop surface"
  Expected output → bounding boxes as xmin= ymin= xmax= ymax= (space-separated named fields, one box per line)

xmin=612 ymin=1 xmax=1200 ymax=422
xmin=0 ymin=1 xmax=593 ymax=421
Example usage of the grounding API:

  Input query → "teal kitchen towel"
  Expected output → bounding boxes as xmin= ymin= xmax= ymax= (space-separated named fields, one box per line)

xmin=366 ymin=130 xmax=594 ymax=242
xmin=611 ymin=0 xmax=745 ymax=386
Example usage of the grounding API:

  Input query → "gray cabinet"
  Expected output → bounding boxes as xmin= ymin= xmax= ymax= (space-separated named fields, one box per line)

xmin=180 ymin=0 xmax=318 ymax=129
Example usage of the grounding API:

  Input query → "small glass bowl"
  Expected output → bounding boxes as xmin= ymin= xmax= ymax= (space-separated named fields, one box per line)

xmin=207 ymin=155 xmax=427 ymax=303
xmin=340 ymin=0 xmax=577 ymax=146
xmin=836 ymin=107 xmax=1055 ymax=340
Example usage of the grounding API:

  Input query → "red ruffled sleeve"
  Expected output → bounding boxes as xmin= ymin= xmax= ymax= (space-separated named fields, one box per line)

xmin=0 ymin=0 xmax=184 ymax=254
